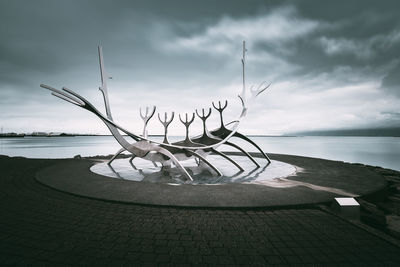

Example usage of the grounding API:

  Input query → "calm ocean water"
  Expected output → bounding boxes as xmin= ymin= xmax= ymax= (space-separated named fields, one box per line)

xmin=0 ymin=136 xmax=399 ymax=171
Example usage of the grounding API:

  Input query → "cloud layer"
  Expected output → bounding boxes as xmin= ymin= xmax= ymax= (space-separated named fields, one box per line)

xmin=0 ymin=0 xmax=399 ymax=135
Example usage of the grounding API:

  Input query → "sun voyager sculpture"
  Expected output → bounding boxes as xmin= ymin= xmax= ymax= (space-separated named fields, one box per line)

xmin=41 ymin=41 xmax=272 ymax=182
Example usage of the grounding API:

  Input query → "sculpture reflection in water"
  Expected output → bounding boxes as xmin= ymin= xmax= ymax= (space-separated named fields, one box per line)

xmin=41 ymin=41 xmax=271 ymax=182
xmin=93 ymin=155 xmax=277 ymax=185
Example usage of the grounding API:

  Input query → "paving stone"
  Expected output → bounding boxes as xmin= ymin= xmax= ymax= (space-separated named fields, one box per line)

xmin=0 ymin=156 xmax=400 ymax=265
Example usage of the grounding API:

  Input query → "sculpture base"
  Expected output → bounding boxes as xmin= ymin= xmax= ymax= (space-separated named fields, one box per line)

xmin=35 ymin=153 xmax=387 ymax=208
xmin=90 ymin=155 xmax=296 ymax=184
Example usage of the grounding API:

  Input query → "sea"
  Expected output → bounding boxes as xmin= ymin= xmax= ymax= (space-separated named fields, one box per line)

xmin=0 ymin=136 xmax=399 ymax=171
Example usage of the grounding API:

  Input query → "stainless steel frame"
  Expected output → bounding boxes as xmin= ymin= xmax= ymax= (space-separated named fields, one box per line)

xmin=41 ymin=41 xmax=271 ymax=181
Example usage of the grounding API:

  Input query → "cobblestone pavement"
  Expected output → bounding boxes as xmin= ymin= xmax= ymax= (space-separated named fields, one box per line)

xmin=1 ymin=156 xmax=400 ymax=266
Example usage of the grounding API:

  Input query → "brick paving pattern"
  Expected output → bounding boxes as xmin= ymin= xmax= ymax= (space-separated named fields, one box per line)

xmin=1 ymin=157 xmax=400 ymax=266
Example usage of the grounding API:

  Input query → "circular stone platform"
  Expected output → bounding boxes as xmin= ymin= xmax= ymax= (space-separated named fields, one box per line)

xmin=35 ymin=153 xmax=387 ymax=208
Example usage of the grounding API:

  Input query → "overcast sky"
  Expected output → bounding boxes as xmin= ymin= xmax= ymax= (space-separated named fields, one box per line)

xmin=1 ymin=0 xmax=399 ymax=135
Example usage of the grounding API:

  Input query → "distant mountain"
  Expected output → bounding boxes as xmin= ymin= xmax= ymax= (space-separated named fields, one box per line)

xmin=291 ymin=127 xmax=400 ymax=137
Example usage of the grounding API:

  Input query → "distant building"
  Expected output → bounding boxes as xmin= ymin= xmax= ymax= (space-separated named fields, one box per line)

xmin=31 ymin=132 xmax=48 ymax=136
xmin=0 ymin=132 xmax=25 ymax=137
xmin=48 ymin=132 xmax=62 ymax=136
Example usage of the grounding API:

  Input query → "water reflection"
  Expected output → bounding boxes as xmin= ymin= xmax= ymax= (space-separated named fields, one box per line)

xmin=92 ymin=157 xmax=357 ymax=197
xmin=90 ymin=156 xmax=296 ymax=185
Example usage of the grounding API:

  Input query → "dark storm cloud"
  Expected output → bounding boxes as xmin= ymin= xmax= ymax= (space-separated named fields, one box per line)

xmin=1 ymin=0 xmax=400 ymax=134
xmin=250 ymin=1 xmax=400 ymax=81
xmin=0 ymin=0 xmax=286 ymax=84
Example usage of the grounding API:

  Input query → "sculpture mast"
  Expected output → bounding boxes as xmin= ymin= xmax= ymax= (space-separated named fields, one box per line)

xmin=241 ymin=40 xmax=247 ymax=101
xmin=98 ymin=46 xmax=113 ymax=120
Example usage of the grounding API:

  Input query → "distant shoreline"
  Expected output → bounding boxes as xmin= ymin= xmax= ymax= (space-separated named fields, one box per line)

xmin=1 ymin=134 xmax=400 ymax=138
xmin=292 ymin=127 xmax=400 ymax=137
xmin=3 ymin=127 xmax=400 ymax=138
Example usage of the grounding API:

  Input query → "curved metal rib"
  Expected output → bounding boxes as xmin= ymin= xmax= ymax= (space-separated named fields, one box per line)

xmin=129 ymin=156 xmax=137 ymax=170
xmin=153 ymin=146 xmax=193 ymax=181
xmin=108 ymin=147 xmax=125 ymax=165
xmin=184 ymin=149 xmax=222 ymax=177
xmin=224 ymin=141 xmax=260 ymax=168
xmin=192 ymin=106 xmax=245 ymax=172
xmin=235 ymin=163 xmax=269 ymax=183
xmin=233 ymin=132 xmax=271 ymax=164
xmin=209 ymin=97 xmax=270 ymax=165
xmin=211 ymin=148 xmax=244 ymax=172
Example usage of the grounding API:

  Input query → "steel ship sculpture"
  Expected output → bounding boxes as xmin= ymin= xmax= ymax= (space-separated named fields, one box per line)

xmin=41 ymin=41 xmax=271 ymax=181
